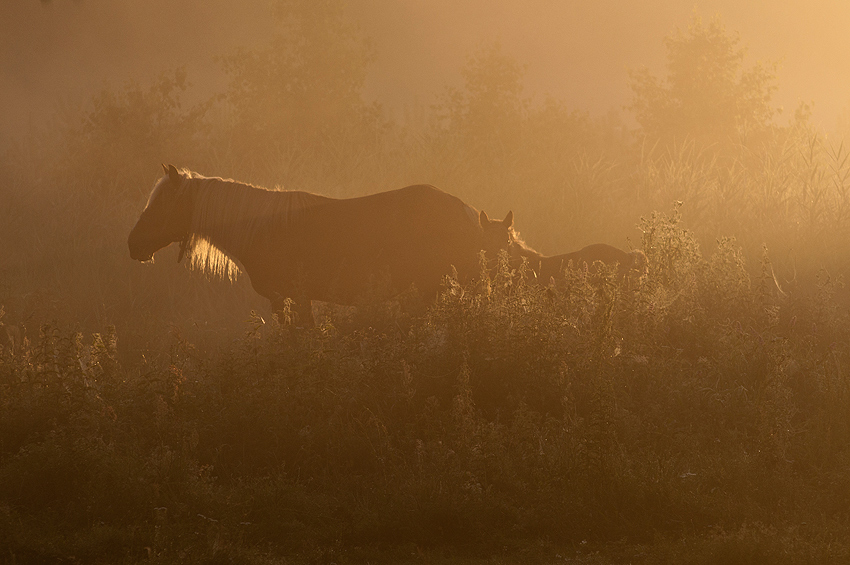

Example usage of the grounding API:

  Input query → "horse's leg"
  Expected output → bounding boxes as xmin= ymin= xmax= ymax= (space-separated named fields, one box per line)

xmin=293 ymin=299 xmax=315 ymax=329
xmin=270 ymin=295 xmax=314 ymax=328
xmin=287 ymin=263 xmax=315 ymax=329
xmin=270 ymin=296 xmax=294 ymax=326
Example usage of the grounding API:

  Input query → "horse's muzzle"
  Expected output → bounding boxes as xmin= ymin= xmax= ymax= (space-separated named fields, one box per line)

xmin=128 ymin=232 xmax=154 ymax=262
xmin=129 ymin=248 xmax=154 ymax=262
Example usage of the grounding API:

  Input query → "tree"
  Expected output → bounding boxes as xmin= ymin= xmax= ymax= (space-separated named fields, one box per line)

xmin=60 ymin=68 xmax=207 ymax=199
xmin=432 ymin=42 xmax=528 ymax=168
xmin=220 ymin=0 xmax=381 ymax=174
xmin=628 ymin=13 xmax=780 ymax=149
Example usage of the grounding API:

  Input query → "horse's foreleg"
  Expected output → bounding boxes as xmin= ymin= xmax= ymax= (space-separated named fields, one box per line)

xmin=293 ymin=299 xmax=315 ymax=329
xmin=270 ymin=295 xmax=313 ymax=328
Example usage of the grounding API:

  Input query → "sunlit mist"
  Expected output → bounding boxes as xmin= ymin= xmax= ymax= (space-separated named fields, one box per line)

xmin=5 ymin=1 xmax=850 ymax=561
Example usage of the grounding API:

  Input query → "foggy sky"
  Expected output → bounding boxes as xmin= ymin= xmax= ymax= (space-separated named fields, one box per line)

xmin=3 ymin=0 xmax=850 ymax=147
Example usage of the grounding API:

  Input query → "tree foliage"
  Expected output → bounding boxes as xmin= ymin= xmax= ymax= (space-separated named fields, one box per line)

xmin=432 ymin=42 xmax=528 ymax=167
xmin=220 ymin=0 xmax=381 ymax=174
xmin=60 ymin=69 xmax=207 ymax=199
xmin=628 ymin=13 xmax=780 ymax=148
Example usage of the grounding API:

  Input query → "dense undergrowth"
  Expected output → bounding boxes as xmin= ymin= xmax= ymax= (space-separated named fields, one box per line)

xmin=5 ymin=5 xmax=850 ymax=562
xmin=3 ymin=209 xmax=850 ymax=564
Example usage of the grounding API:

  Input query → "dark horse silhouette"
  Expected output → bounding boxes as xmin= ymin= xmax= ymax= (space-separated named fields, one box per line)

xmin=511 ymin=242 xmax=647 ymax=282
xmin=128 ymin=165 xmax=514 ymax=320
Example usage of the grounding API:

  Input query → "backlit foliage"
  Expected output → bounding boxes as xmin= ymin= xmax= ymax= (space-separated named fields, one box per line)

xmin=629 ymin=13 xmax=780 ymax=149
xmin=219 ymin=0 xmax=383 ymax=183
xmin=60 ymin=68 xmax=209 ymax=199
xmin=3 ymin=218 xmax=850 ymax=562
xmin=3 ymin=3 xmax=850 ymax=562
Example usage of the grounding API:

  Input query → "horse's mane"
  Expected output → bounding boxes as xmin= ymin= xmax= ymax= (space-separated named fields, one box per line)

xmin=175 ymin=170 xmax=326 ymax=281
xmin=507 ymin=229 xmax=542 ymax=261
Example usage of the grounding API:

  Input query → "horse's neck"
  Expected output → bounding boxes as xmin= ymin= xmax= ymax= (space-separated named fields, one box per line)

xmin=512 ymin=243 xmax=544 ymax=261
xmin=190 ymin=180 xmax=325 ymax=269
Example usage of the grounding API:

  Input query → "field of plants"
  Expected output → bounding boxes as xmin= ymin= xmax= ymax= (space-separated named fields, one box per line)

xmin=3 ymin=6 xmax=850 ymax=563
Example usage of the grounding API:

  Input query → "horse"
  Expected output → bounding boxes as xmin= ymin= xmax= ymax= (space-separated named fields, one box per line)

xmin=510 ymin=241 xmax=647 ymax=282
xmin=128 ymin=165 xmax=515 ymax=322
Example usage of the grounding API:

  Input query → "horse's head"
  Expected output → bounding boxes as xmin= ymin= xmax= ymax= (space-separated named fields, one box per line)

xmin=479 ymin=210 xmax=514 ymax=258
xmin=128 ymin=164 xmax=193 ymax=262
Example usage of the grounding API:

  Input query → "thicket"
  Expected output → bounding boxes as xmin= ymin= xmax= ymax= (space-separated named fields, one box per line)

xmin=3 ymin=217 xmax=850 ymax=562
xmin=3 ymin=2 xmax=850 ymax=562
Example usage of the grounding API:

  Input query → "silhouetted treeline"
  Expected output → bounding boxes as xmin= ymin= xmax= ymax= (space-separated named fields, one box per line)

xmin=4 ymin=5 xmax=850 ymax=562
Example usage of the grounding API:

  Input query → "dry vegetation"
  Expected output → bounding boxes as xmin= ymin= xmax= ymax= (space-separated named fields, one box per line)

xmin=3 ymin=5 xmax=850 ymax=563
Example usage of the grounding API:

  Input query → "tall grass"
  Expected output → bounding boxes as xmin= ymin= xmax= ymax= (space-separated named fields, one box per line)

xmin=2 ymin=211 xmax=850 ymax=562
xmin=4 ymin=46 xmax=850 ymax=561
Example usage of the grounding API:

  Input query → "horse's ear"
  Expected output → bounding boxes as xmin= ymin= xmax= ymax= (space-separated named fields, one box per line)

xmin=479 ymin=210 xmax=491 ymax=227
xmin=161 ymin=163 xmax=169 ymax=176
xmin=166 ymin=164 xmax=181 ymax=185
xmin=503 ymin=211 xmax=513 ymax=228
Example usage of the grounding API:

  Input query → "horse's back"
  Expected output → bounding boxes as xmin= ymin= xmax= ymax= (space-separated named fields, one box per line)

xmin=320 ymin=184 xmax=475 ymax=228
xmin=263 ymin=183 xmax=483 ymax=304
xmin=572 ymin=244 xmax=631 ymax=266
xmin=538 ymin=244 xmax=645 ymax=280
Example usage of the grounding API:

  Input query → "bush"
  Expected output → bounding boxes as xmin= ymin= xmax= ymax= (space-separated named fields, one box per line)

xmin=5 ymin=209 xmax=850 ymax=562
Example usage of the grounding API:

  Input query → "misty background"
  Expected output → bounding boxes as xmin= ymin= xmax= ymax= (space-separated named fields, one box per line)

xmin=3 ymin=0 xmax=850 ymax=358
xmin=4 ymin=0 xmax=850 ymax=141
xmin=9 ymin=3 xmax=850 ymax=560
